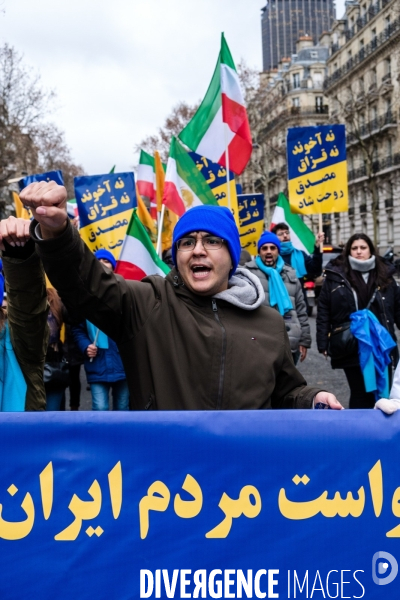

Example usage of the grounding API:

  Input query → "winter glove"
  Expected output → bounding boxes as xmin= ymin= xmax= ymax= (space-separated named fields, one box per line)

xmin=375 ymin=398 xmax=400 ymax=415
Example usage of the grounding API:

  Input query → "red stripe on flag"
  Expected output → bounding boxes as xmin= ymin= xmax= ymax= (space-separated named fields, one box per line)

xmin=219 ymin=95 xmax=252 ymax=175
xmin=137 ymin=181 xmax=155 ymax=200
xmin=221 ymin=94 xmax=251 ymax=138
xmin=162 ymin=181 xmax=186 ymax=217
xmin=115 ymin=261 xmax=147 ymax=281
xmin=218 ymin=132 xmax=253 ymax=175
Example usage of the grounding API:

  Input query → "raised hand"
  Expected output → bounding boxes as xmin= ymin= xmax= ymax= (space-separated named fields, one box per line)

xmin=19 ymin=181 xmax=68 ymax=238
xmin=0 ymin=217 xmax=31 ymax=250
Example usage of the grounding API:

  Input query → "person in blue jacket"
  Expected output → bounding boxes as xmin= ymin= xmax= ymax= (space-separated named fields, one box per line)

xmin=72 ymin=249 xmax=129 ymax=411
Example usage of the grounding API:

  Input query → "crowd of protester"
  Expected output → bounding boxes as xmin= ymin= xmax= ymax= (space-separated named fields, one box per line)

xmin=1 ymin=182 xmax=400 ymax=413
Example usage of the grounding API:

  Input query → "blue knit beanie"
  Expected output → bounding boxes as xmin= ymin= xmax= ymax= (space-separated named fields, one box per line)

xmin=257 ymin=231 xmax=281 ymax=253
xmin=172 ymin=205 xmax=241 ymax=276
xmin=95 ymin=249 xmax=117 ymax=270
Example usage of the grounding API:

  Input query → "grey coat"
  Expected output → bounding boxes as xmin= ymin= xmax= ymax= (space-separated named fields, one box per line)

xmin=245 ymin=260 xmax=312 ymax=352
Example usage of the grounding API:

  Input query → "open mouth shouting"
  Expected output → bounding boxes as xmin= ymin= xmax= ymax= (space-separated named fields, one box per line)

xmin=191 ymin=264 xmax=212 ymax=279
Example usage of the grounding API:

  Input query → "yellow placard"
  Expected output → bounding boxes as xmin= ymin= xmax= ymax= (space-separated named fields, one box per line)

xmin=288 ymin=161 xmax=349 ymax=215
xmin=80 ymin=209 xmax=132 ymax=260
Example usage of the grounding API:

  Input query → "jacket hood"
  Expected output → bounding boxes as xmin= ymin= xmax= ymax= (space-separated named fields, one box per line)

xmin=212 ymin=267 xmax=265 ymax=311
xmin=165 ymin=267 xmax=265 ymax=310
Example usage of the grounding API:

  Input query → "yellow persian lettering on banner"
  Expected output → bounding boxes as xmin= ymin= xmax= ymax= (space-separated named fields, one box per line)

xmin=239 ymin=219 xmax=264 ymax=256
xmin=212 ymin=180 xmax=240 ymax=227
xmin=80 ymin=209 xmax=132 ymax=259
xmin=288 ymin=161 xmax=348 ymax=215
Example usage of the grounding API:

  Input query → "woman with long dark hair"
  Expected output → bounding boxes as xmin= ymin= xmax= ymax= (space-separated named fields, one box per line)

xmin=317 ymin=233 xmax=400 ymax=408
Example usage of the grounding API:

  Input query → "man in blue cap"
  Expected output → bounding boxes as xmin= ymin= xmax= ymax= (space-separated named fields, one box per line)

xmin=18 ymin=180 xmax=342 ymax=410
xmin=246 ymin=232 xmax=311 ymax=365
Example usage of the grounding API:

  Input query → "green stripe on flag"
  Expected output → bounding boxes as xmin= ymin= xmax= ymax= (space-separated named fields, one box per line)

xmin=179 ymin=59 xmax=222 ymax=150
xmin=173 ymin=139 xmax=218 ymax=206
xmin=128 ymin=209 xmax=169 ymax=274
xmin=220 ymin=33 xmax=236 ymax=70
xmin=277 ymin=193 xmax=315 ymax=254
xmin=139 ymin=150 xmax=155 ymax=167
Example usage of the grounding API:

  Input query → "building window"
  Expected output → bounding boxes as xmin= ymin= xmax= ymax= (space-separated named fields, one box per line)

xmin=292 ymin=97 xmax=300 ymax=107
xmin=315 ymin=96 xmax=324 ymax=113
xmin=388 ymin=217 xmax=394 ymax=243
xmin=362 ymin=218 xmax=368 ymax=234
xmin=387 ymin=138 xmax=392 ymax=157
xmin=370 ymin=68 xmax=377 ymax=86
xmin=359 ymin=77 xmax=364 ymax=93
xmin=292 ymin=73 xmax=300 ymax=88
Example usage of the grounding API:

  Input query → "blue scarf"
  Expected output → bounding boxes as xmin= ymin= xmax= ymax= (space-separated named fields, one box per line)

xmin=350 ymin=309 xmax=396 ymax=400
xmin=255 ymin=255 xmax=293 ymax=316
xmin=280 ymin=242 xmax=307 ymax=279
xmin=0 ymin=322 xmax=26 ymax=411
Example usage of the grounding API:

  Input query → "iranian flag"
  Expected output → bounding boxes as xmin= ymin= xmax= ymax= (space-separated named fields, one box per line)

xmin=137 ymin=150 xmax=157 ymax=219
xmin=162 ymin=137 xmax=218 ymax=217
xmin=179 ymin=33 xmax=252 ymax=175
xmin=115 ymin=209 xmax=170 ymax=280
xmin=270 ymin=193 xmax=315 ymax=254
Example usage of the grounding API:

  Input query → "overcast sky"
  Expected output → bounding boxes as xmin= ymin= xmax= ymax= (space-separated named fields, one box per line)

xmin=2 ymin=0 xmax=346 ymax=175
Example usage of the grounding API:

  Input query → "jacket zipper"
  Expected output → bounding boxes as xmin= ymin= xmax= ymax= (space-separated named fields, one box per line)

xmin=212 ymin=299 xmax=226 ymax=410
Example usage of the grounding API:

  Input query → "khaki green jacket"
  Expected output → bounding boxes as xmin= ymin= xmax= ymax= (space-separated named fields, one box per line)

xmin=32 ymin=221 xmax=322 ymax=410
xmin=3 ymin=244 xmax=48 ymax=411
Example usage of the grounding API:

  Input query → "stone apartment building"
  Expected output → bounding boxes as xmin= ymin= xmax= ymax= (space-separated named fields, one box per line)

xmin=243 ymin=0 xmax=400 ymax=251
xmin=241 ymin=35 xmax=331 ymax=228
xmin=324 ymin=0 xmax=400 ymax=250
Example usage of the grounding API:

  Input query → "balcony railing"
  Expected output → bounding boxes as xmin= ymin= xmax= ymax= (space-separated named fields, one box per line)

xmin=348 ymin=153 xmax=400 ymax=181
xmin=325 ymin=17 xmax=400 ymax=90
xmin=340 ymin=0 xmax=391 ymax=45
xmin=346 ymin=111 xmax=397 ymax=144
xmin=285 ymin=80 xmax=324 ymax=92
xmin=262 ymin=106 xmax=329 ymax=135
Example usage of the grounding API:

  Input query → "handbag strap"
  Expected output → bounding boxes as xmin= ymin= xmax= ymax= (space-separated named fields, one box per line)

xmin=366 ymin=288 xmax=378 ymax=310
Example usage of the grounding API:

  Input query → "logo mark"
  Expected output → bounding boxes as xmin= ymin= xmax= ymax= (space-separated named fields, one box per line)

xmin=372 ymin=551 xmax=398 ymax=585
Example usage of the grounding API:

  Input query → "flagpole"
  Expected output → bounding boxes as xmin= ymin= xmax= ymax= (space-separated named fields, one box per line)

xmin=318 ymin=212 xmax=323 ymax=251
xmin=156 ymin=204 xmax=166 ymax=257
xmin=224 ymin=125 xmax=232 ymax=212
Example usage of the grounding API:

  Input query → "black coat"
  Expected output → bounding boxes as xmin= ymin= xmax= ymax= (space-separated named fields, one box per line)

xmin=316 ymin=261 xmax=400 ymax=369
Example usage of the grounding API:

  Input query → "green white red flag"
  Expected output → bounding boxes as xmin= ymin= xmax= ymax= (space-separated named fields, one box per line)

xmin=115 ymin=209 xmax=170 ymax=280
xmin=137 ymin=150 xmax=157 ymax=219
xmin=179 ymin=33 xmax=252 ymax=175
xmin=270 ymin=193 xmax=315 ymax=254
xmin=162 ymin=137 xmax=218 ymax=217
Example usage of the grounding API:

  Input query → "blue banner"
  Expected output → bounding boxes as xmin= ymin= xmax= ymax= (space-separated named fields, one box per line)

xmin=18 ymin=170 xmax=64 ymax=191
xmin=287 ymin=124 xmax=348 ymax=214
xmin=237 ymin=194 xmax=264 ymax=253
xmin=74 ymin=172 xmax=136 ymax=259
xmin=0 ymin=411 xmax=399 ymax=599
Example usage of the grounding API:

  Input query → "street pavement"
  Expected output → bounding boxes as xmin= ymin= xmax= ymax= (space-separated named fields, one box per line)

xmin=297 ymin=313 xmax=350 ymax=409
xmin=65 ymin=312 xmax=352 ymax=411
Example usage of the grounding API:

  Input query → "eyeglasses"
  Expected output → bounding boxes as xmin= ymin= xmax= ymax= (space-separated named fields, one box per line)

xmin=176 ymin=235 xmax=225 ymax=252
xmin=276 ymin=230 xmax=290 ymax=239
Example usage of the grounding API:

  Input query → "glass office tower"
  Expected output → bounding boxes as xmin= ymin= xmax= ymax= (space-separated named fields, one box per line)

xmin=261 ymin=0 xmax=336 ymax=70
